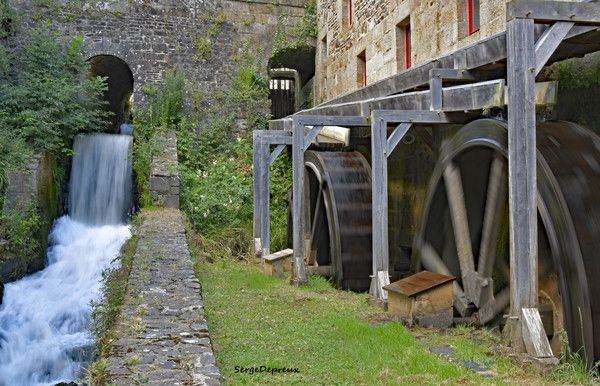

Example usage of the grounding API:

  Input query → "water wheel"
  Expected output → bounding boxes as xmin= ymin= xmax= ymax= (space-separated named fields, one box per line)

xmin=413 ymin=119 xmax=600 ymax=365
xmin=300 ymin=150 xmax=373 ymax=291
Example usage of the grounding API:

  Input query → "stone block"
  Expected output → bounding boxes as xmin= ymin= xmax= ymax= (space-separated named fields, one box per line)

xmin=150 ymin=176 xmax=170 ymax=193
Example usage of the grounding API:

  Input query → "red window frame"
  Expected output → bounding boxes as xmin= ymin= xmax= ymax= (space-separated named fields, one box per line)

xmin=405 ymin=24 xmax=411 ymax=69
xmin=349 ymin=0 xmax=353 ymax=25
xmin=468 ymin=0 xmax=480 ymax=35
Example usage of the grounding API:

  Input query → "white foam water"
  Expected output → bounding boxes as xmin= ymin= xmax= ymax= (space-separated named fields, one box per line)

xmin=0 ymin=133 xmax=133 ymax=385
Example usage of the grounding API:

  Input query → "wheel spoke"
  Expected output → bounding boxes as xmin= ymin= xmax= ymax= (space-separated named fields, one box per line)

xmin=478 ymin=154 xmax=507 ymax=278
xmin=308 ymin=183 xmax=324 ymax=265
xmin=420 ymin=242 xmax=469 ymax=316
xmin=477 ymin=286 xmax=510 ymax=325
xmin=443 ymin=162 xmax=477 ymax=302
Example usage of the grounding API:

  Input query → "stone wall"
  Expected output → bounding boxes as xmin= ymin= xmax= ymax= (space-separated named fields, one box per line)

xmin=10 ymin=0 xmax=306 ymax=107
xmin=1 ymin=152 xmax=61 ymax=283
xmin=150 ymin=132 xmax=181 ymax=209
xmin=315 ymin=0 xmax=579 ymax=102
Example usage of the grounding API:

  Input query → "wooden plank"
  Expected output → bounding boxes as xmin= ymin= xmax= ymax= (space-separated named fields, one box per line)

xmin=263 ymin=248 xmax=294 ymax=262
xmin=507 ymin=17 xmax=538 ymax=330
xmin=507 ymin=0 xmax=600 ymax=25
xmin=252 ymin=131 xmax=263 ymax=257
xmin=291 ymin=118 xmax=308 ymax=284
xmin=269 ymin=144 xmax=286 ymax=166
xmin=370 ymin=112 xmax=389 ymax=300
xmin=521 ymin=308 xmax=554 ymax=358
xmin=386 ymin=123 xmax=412 ymax=157
xmin=534 ymin=21 xmax=574 ymax=75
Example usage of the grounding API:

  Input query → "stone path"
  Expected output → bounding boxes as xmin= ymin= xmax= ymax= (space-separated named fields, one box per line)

xmin=106 ymin=209 xmax=221 ymax=385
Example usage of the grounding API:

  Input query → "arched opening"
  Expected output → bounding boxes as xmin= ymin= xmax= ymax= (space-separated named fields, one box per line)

xmin=268 ymin=45 xmax=316 ymax=118
xmin=88 ymin=55 xmax=134 ymax=133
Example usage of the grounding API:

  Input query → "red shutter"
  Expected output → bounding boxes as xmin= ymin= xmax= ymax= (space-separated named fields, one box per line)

xmin=405 ymin=25 xmax=411 ymax=69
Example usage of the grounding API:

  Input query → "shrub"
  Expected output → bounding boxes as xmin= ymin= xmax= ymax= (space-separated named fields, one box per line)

xmin=0 ymin=29 xmax=111 ymax=155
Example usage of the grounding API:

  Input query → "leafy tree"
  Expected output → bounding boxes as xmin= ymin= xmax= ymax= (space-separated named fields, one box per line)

xmin=0 ymin=27 xmax=111 ymax=155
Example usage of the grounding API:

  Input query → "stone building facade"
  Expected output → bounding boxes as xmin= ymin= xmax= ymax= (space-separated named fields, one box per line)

xmin=314 ymin=0 xmax=576 ymax=103
xmin=10 ymin=0 xmax=306 ymax=110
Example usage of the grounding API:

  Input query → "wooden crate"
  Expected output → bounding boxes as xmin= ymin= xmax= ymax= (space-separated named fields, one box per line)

xmin=263 ymin=249 xmax=293 ymax=277
xmin=383 ymin=271 xmax=455 ymax=328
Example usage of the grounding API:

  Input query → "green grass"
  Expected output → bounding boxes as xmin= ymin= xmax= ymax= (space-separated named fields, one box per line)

xmin=197 ymin=258 xmax=480 ymax=385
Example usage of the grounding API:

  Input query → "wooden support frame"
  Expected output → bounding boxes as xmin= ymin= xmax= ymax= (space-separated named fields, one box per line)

xmin=255 ymin=0 xmax=600 ymax=360
xmin=369 ymin=110 xmax=456 ymax=301
xmin=252 ymin=130 xmax=292 ymax=259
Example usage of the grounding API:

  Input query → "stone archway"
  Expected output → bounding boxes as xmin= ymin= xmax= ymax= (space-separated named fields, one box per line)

xmin=88 ymin=55 xmax=134 ymax=132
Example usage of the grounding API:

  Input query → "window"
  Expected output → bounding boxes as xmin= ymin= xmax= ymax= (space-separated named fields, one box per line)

xmin=468 ymin=0 xmax=480 ymax=35
xmin=343 ymin=0 xmax=353 ymax=25
xmin=396 ymin=17 xmax=411 ymax=71
xmin=357 ymin=50 xmax=366 ymax=88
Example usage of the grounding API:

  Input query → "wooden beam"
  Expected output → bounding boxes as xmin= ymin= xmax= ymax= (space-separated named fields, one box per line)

xmin=429 ymin=68 xmax=477 ymax=111
xmin=534 ymin=22 xmax=574 ymax=75
xmin=304 ymin=80 xmax=505 ymax=117
xmin=260 ymin=130 xmax=293 ymax=145
xmin=370 ymin=112 xmax=390 ymax=300
xmin=386 ymin=123 xmax=412 ymax=157
xmin=290 ymin=115 xmax=368 ymax=127
xmin=507 ymin=17 xmax=548 ymax=355
xmin=372 ymin=110 xmax=454 ymax=124
xmin=252 ymin=131 xmax=263 ymax=257
xmin=507 ymin=0 xmax=600 ymax=25
xmin=269 ymin=144 xmax=286 ymax=166
xmin=259 ymin=134 xmax=271 ymax=258
xmin=291 ymin=118 xmax=308 ymax=284
xmin=304 ymin=125 xmax=323 ymax=151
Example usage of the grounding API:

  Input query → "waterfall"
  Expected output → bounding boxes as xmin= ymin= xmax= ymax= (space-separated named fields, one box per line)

xmin=69 ymin=134 xmax=133 ymax=225
xmin=0 ymin=134 xmax=133 ymax=386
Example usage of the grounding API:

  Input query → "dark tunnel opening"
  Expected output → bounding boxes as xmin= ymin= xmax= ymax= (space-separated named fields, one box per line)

xmin=88 ymin=55 xmax=134 ymax=133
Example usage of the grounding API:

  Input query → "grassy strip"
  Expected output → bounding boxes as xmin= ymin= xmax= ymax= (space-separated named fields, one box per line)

xmin=188 ymin=231 xmax=598 ymax=385
xmin=87 ymin=230 xmax=139 ymax=385
xmin=195 ymin=259 xmax=474 ymax=384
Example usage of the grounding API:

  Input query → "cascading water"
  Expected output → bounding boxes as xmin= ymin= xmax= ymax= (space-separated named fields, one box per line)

xmin=0 ymin=133 xmax=133 ymax=386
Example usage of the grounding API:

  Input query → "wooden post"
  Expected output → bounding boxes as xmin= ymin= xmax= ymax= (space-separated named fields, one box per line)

xmin=370 ymin=112 xmax=390 ymax=300
xmin=259 ymin=135 xmax=271 ymax=257
xmin=291 ymin=118 xmax=308 ymax=284
xmin=506 ymin=17 xmax=552 ymax=357
xmin=252 ymin=131 xmax=263 ymax=257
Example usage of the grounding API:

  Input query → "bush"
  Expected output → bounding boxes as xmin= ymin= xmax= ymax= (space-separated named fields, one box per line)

xmin=132 ymin=67 xmax=187 ymax=207
xmin=0 ymin=28 xmax=111 ymax=155
xmin=178 ymin=52 xmax=290 ymax=257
